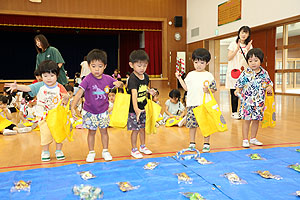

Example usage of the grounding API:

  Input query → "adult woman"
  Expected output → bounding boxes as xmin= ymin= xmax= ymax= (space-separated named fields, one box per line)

xmin=34 ymin=34 xmax=68 ymax=85
xmin=226 ymin=26 xmax=253 ymax=119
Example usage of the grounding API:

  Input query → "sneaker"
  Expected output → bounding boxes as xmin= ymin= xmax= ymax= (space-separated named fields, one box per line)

xmin=3 ymin=129 xmax=17 ymax=136
xmin=188 ymin=143 xmax=196 ymax=150
xmin=139 ymin=146 xmax=152 ymax=155
xmin=202 ymin=144 xmax=210 ymax=153
xmin=18 ymin=127 xmax=32 ymax=133
xmin=178 ymin=116 xmax=187 ymax=127
xmin=41 ymin=151 xmax=50 ymax=162
xmin=131 ymin=150 xmax=143 ymax=159
xmin=250 ymin=138 xmax=263 ymax=146
xmin=231 ymin=112 xmax=241 ymax=120
xmin=155 ymin=122 xmax=160 ymax=128
xmin=86 ymin=151 xmax=96 ymax=162
xmin=55 ymin=151 xmax=65 ymax=160
xmin=102 ymin=150 xmax=112 ymax=161
xmin=242 ymin=140 xmax=250 ymax=148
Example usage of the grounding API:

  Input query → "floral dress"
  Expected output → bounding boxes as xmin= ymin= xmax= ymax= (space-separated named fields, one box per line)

xmin=234 ymin=67 xmax=273 ymax=121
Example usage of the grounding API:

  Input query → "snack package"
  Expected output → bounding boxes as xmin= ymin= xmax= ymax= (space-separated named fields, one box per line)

xmin=288 ymin=164 xmax=300 ymax=172
xmin=196 ymin=157 xmax=213 ymax=165
xmin=255 ymin=170 xmax=282 ymax=180
xmin=180 ymin=192 xmax=205 ymax=200
xmin=174 ymin=148 xmax=201 ymax=161
xmin=296 ymin=149 xmax=300 ymax=153
xmin=117 ymin=182 xmax=139 ymax=192
xmin=73 ymin=184 xmax=103 ymax=200
xmin=296 ymin=191 xmax=300 ymax=196
xmin=143 ymin=162 xmax=159 ymax=170
xmin=175 ymin=172 xmax=193 ymax=184
xmin=248 ymin=153 xmax=265 ymax=160
xmin=223 ymin=172 xmax=247 ymax=185
xmin=10 ymin=180 xmax=31 ymax=193
xmin=78 ymin=171 xmax=96 ymax=180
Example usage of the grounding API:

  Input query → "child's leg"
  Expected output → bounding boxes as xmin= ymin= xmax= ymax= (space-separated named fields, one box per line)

xmin=54 ymin=143 xmax=65 ymax=160
xmin=189 ymin=128 xmax=197 ymax=143
xmin=99 ymin=128 xmax=109 ymax=149
xmin=242 ymin=120 xmax=251 ymax=140
xmin=56 ymin=143 xmax=63 ymax=150
xmin=87 ymin=129 xmax=97 ymax=151
xmin=204 ymin=136 xmax=210 ymax=143
xmin=250 ymin=120 xmax=259 ymax=139
xmin=202 ymin=136 xmax=211 ymax=152
xmin=42 ymin=144 xmax=50 ymax=151
xmin=139 ymin=128 xmax=145 ymax=146
xmin=131 ymin=130 xmax=139 ymax=149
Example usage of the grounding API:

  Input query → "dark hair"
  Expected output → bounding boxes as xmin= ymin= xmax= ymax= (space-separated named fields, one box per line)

xmin=74 ymin=83 xmax=79 ymax=87
xmin=182 ymin=91 xmax=187 ymax=106
xmin=114 ymin=69 xmax=119 ymax=73
xmin=129 ymin=50 xmax=149 ymax=63
xmin=109 ymin=88 xmax=117 ymax=94
xmin=0 ymin=95 xmax=9 ymax=104
xmin=169 ymin=89 xmax=181 ymax=99
xmin=87 ymin=49 xmax=107 ymax=65
xmin=38 ymin=60 xmax=59 ymax=76
xmin=192 ymin=48 xmax=211 ymax=63
xmin=83 ymin=56 xmax=87 ymax=61
xmin=246 ymin=48 xmax=264 ymax=63
xmin=126 ymin=71 xmax=131 ymax=76
xmin=152 ymin=88 xmax=159 ymax=96
xmin=236 ymin=26 xmax=251 ymax=45
xmin=23 ymin=93 xmax=34 ymax=102
xmin=34 ymin=34 xmax=50 ymax=53
xmin=34 ymin=69 xmax=40 ymax=77
xmin=75 ymin=72 xmax=81 ymax=78
xmin=64 ymin=84 xmax=74 ymax=92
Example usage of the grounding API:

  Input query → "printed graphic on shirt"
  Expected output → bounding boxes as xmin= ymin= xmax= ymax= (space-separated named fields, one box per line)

xmin=92 ymin=85 xmax=107 ymax=100
xmin=137 ymin=85 xmax=147 ymax=103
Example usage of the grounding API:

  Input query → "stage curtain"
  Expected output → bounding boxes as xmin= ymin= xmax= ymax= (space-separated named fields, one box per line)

xmin=144 ymin=31 xmax=162 ymax=76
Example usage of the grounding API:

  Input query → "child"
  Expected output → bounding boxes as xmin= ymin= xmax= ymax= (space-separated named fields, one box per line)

xmin=32 ymin=69 xmax=42 ymax=84
xmin=162 ymin=89 xmax=186 ymax=127
xmin=71 ymin=49 xmax=123 ymax=162
xmin=127 ymin=50 xmax=156 ymax=159
xmin=4 ymin=60 xmax=70 ymax=161
xmin=3 ymin=87 xmax=18 ymax=114
xmin=0 ymin=95 xmax=32 ymax=135
xmin=176 ymin=48 xmax=217 ymax=153
xmin=125 ymin=71 xmax=131 ymax=87
xmin=234 ymin=48 xmax=273 ymax=148
xmin=75 ymin=72 xmax=82 ymax=85
xmin=65 ymin=84 xmax=82 ymax=118
xmin=18 ymin=93 xmax=38 ymax=130
xmin=112 ymin=69 xmax=121 ymax=81
xmin=107 ymin=88 xmax=116 ymax=115
xmin=149 ymin=88 xmax=163 ymax=127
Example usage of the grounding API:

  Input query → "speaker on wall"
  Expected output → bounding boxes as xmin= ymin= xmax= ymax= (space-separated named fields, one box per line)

xmin=174 ymin=16 xmax=183 ymax=27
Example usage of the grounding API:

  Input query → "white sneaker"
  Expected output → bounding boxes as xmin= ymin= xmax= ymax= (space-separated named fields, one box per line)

xmin=3 ymin=129 xmax=17 ymax=136
xmin=55 ymin=151 xmax=65 ymax=160
xmin=242 ymin=140 xmax=250 ymax=148
xmin=139 ymin=146 xmax=152 ymax=155
xmin=86 ymin=151 xmax=96 ymax=162
xmin=178 ymin=116 xmax=187 ymax=127
xmin=202 ymin=144 xmax=210 ymax=153
xmin=188 ymin=144 xmax=196 ymax=150
xmin=41 ymin=151 xmax=50 ymax=162
xmin=231 ymin=112 xmax=241 ymax=120
xmin=250 ymin=138 xmax=263 ymax=146
xmin=131 ymin=150 xmax=143 ymax=159
xmin=18 ymin=127 xmax=32 ymax=133
xmin=102 ymin=150 xmax=112 ymax=161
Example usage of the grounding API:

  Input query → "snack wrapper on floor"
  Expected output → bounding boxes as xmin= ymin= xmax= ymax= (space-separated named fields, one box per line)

xmin=78 ymin=171 xmax=96 ymax=180
xmin=295 ymin=149 xmax=300 ymax=153
xmin=117 ymin=182 xmax=139 ymax=192
xmin=10 ymin=180 xmax=31 ymax=193
xmin=248 ymin=153 xmax=266 ymax=160
xmin=223 ymin=172 xmax=247 ymax=184
xmin=288 ymin=163 xmax=300 ymax=172
xmin=175 ymin=172 xmax=193 ymax=184
xmin=196 ymin=157 xmax=213 ymax=165
xmin=73 ymin=184 xmax=103 ymax=199
xmin=255 ymin=170 xmax=282 ymax=180
xmin=180 ymin=192 xmax=205 ymax=200
xmin=143 ymin=162 xmax=159 ymax=170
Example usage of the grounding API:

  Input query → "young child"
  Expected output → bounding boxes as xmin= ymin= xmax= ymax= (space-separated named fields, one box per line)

xmin=149 ymin=88 xmax=163 ymax=127
xmin=127 ymin=50 xmax=156 ymax=159
xmin=0 ymin=95 xmax=32 ymax=135
xmin=32 ymin=69 xmax=42 ymax=84
xmin=234 ymin=48 xmax=273 ymax=148
xmin=18 ymin=93 xmax=38 ymax=130
xmin=176 ymin=48 xmax=217 ymax=153
xmin=71 ymin=49 xmax=123 ymax=162
xmin=65 ymin=84 xmax=82 ymax=118
xmin=112 ymin=69 xmax=121 ymax=81
xmin=4 ymin=60 xmax=70 ymax=161
xmin=162 ymin=89 xmax=186 ymax=127
xmin=107 ymin=88 xmax=116 ymax=115
xmin=75 ymin=72 xmax=82 ymax=85
xmin=3 ymin=87 xmax=18 ymax=114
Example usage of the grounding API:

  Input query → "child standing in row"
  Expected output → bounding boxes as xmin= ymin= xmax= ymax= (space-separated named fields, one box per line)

xmin=71 ymin=49 xmax=123 ymax=162
xmin=4 ymin=60 xmax=69 ymax=161
xmin=234 ymin=48 xmax=273 ymax=148
xmin=176 ymin=48 xmax=217 ymax=153
xmin=127 ymin=50 xmax=156 ymax=159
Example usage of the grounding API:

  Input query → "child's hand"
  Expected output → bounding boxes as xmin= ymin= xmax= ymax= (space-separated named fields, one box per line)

xmin=234 ymin=89 xmax=241 ymax=96
xmin=175 ymin=116 xmax=180 ymax=120
xmin=266 ymin=85 xmax=273 ymax=94
xmin=148 ymin=88 xmax=157 ymax=96
xmin=175 ymin=72 xmax=181 ymax=79
xmin=246 ymin=40 xmax=253 ymax=51
xmin=4 ymin=81 xmax=17 ymax=93
xmin=203 ymin=87 xmax=209 ymax=93
xmin=71 ymin=108 xmax=77 ymax=120
xmin=114 ymin=81 xmax=123 ymax=88
xmin=135 ymin=109 xmax=143 ymax=121
xmin=61 ymin=93 xmax=69 ymax=105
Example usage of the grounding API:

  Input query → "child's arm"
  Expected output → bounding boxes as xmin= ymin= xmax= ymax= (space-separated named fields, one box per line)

xmin=4 ymin=81 xmax=31 ymax=93
xmin=107 ymin=106 xmax=113 ymax=114
xmin=2 ymin=108 xmax=13 ymax=120
xmin=266 ymin=85 xmax=273 ymax=94
xmin=175 ymin=72 xmax=187 ymax=91
xmin=113 ymin=81 xmax=123 ymax=88
xmin=131 ymin=89 xmax=142 ymax=120
xmin=164 ymin=106 xmax=175 ymax=118
xmin=71 ymin=88 xmax=84 ymax=119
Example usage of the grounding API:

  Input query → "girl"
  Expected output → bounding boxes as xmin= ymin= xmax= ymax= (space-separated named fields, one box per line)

xmin=234 ymin=48 xmax=273 ymax=148
xmin=112 ymin=69 xmax=121 ymax=80
xmin=226 ymin=26 xmax=253 ymax=120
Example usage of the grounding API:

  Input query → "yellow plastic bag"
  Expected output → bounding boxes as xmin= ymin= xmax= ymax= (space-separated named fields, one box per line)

xmin=46 ymin=100 xmax=73 ymax=143
xmin=0 ymin=110 xmax=13 ymax=132
xmin=193 ymin=89 xmax=227 ymax=137
xmin=262 ymin=90 xmax=276 ymax=128
xmin=109 ymin=87 xmax=130 ymax=128
xmin=145 ymin=96 xmax=161 ymax=134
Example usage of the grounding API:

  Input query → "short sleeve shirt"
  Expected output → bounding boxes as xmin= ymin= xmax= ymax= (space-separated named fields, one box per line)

xmin=164 ymin=99 xmax=185 ymax=115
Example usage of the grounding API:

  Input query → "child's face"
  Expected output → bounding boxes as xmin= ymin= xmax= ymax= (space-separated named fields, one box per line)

xmin=0 ymin=101 xmax=7 ymax=110
xmin=108 ymin=93 xmax=116 ymax=103
xmin=193 ymin=59 xmax=208 ymax=72
xmin=42 ymin=72 xmax=57 ymax=87
xmin=248 ymin=55 xmax=261 ymax=72
xmin=153 ymin=94 xmax=159 ymax=102
xmin=114 ymin=70 xmax=118 ymax=75
xmin=36 ymin=75 xmax=42 ymax=82
xmin=170 ymin=97 xmax=179 ymax=104
xmin=129 ymin=61 xmax=148 ymax=76
xmin=239 ymin=30 xmax=249 ymax=42
xmin=89 ymin=60 xmax=106 ymax=79
xmin=67 ymin=91 xmax=73 ymax=97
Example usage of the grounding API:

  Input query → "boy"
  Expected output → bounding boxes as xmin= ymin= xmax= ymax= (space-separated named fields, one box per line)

xmin=176 ymin=48 xmax=217 ymax=153
xmin=127 ymin=50 xmax=156 ymax=159
xmin=71 ymin=49 xmax=123 ymax=162
xmin=4 ymin=60 xmax=69 ymax=161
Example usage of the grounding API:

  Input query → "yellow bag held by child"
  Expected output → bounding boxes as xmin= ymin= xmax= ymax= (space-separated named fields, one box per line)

xmin=109 ymin=86 xmax=130 ymax=128
xmin=193 ymin=88 xmax=227 ymax=137
xmin=46 ymin=100 xmax=73 ymax=143
xmin=0 ymin=110 xmax=13 ymax=132
xmin=262 ymin=90 xmax=276 ymax=128
xmin=145 ymin=96 xmax=161 ymax=134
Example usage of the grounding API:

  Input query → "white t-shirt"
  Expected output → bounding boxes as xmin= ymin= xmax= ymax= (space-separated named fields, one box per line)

xmin=163 ymin=99 xmax=185 ymax=118
xmin=184 ymin=71 xmax=215 ymax=107
xmin=80 ymin=61 xmax=91 ymax=78
xmin=225 ymin=41 xmax=253 ymax=89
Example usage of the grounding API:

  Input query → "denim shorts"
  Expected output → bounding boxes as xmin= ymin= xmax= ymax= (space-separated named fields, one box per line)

xmin=82 ymin=110 xmax=110 ymax=130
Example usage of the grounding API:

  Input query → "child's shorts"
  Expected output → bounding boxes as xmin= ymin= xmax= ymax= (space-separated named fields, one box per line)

xmin=82 ymin=110 xmax=109 ymax=130
xmin=127 ymin=111 xmax=146 ymax=131
xmin=38 ymin=119 xmax=54 ymax=145
xmin=186 ymin=106 xmax=199 ymax=128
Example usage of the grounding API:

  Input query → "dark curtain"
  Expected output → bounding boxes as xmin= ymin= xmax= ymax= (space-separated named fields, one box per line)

xmin=144 ymin=31 xmax=162 ymax=76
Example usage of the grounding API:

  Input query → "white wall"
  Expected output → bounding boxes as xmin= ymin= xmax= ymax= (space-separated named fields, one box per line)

xmin=187 ymin=0 xmax=300 ymax=43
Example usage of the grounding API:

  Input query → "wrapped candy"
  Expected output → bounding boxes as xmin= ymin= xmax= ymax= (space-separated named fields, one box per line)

xmin=175 ymin=172 xmax=193 ymax=184
xmin=174 ymin=148 xmax=201 ymax=161
xmin=117 ymin=182 xmax=139 ymax=192
xmin=196 ymin=157 xmax=213 ymax=165
xmin=10 ymin=180 xmax=31 ymax=192
xmin=143 ymin=162 xmax=159 ymax=170
xmin=296 ymin=149 xmax=300 ymax=153
xmin=73 ymin=184 xmax=103 ymax=200
xmin=223 ymin=172 xmax=247 ymax=185
xmin=78 ymin=171 xmax=96 ymax=180
xmin=180 ymin=192 xmax=205 ymax=200
xmin=248 ymin=153 xmax=265 ymax=160
xmin=288 ymin=164 xmax=300 ymax=172
xmin=255 ymin=170 xmax=282 ymax=180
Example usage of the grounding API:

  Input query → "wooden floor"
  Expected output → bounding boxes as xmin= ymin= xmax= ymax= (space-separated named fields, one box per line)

xmin=1 ymin=82 xmax=300 ymax=173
